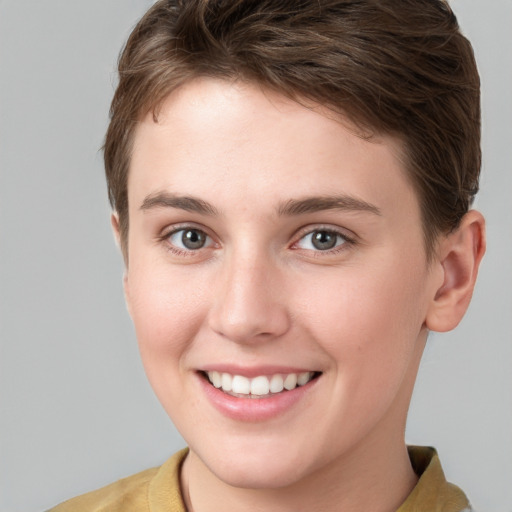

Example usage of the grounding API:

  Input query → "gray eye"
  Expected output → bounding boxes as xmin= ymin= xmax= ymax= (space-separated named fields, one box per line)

xmin=296 ymin=229 xmax=346 ymax=251
xmin=311 ymin=230 xmax=338 ymax=250
xmin=168 ymin=228 xmax=210 ymax=250
xmin=181 ymin=229 xmax=207 ymax=249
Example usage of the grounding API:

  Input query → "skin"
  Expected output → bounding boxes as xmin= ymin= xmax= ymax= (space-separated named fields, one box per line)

xmin=115 ymin=78 xmax=485 ymax=512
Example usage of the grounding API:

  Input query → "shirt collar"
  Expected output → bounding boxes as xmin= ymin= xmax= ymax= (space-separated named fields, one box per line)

xmin=397 ymin=446 xmax=471 ymax=512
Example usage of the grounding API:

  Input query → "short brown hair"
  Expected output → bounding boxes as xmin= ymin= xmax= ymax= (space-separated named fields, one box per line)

xmin=104 ymin=0 xmax=480 ymax=259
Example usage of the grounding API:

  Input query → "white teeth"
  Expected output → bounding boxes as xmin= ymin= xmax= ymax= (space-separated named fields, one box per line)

xmin=206 ymin=371 xmax=315 ymax=397
xmin=250 ymin=376 xmax=270 ymax=396
xmin=211 ymin=371 xmax=221 ymax=388
xmin=221 ymin=372 xmax=232 ymax=391
xmin=232 ymin=375 xmax=250 ymax=394
xmin=297 ymin=371 xmax=311 ymax=386
xmin=283 ymin=373 xmax=298 ymax=390
xmin=269 ymin=374 xmax=284 ymax=393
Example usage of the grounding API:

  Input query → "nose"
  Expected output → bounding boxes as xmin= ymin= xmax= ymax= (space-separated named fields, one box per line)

xmin=208 ymin=251 xmax=290 ymax=344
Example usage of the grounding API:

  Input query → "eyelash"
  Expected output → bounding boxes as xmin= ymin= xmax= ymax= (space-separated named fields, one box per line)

xmin=291 ymin=226 xmax=356 ymax=256
xmin=158 ymin=225 xmax=216 ymax=258
xmin=158 ymin=225 xmax=356 ymax=258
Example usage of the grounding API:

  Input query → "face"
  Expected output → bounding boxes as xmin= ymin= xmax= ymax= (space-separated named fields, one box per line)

xmin=123 ymin=78 xmax=440 ymax=489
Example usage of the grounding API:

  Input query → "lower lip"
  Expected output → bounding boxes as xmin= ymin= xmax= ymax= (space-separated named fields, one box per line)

xmin=197 ymin=373 xmax=319 ymax=422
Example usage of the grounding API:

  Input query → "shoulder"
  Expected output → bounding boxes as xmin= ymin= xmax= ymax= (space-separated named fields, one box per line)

xmin=47 ymin=449 xmax=188 ymax=512
xmin=47 ymin=467 xmax=158 ymax=512
xmin=398 ymin=446 xmax=472 ymax=512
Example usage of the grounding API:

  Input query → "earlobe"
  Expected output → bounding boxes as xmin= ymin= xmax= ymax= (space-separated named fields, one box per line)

xmin=426 ymin=210 xmax=486 ymax=332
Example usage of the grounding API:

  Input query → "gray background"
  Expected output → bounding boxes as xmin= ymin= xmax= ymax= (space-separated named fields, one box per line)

xmin=0 ymin=1 xmax=510 ymax=511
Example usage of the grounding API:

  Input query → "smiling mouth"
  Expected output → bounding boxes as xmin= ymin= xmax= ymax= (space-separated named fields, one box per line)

xmin=203 ymin=371 xmax=321 ymax=398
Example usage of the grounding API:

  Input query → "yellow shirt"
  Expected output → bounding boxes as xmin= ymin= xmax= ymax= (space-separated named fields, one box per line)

xmin=49 ymin=446 xmax=471 ymax=512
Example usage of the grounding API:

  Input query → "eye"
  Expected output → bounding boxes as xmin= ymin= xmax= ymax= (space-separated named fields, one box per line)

xmin=167 ymin=228 xmax=213 ymax=251
xmin=295 ymin=229 xmax=348 ymax=251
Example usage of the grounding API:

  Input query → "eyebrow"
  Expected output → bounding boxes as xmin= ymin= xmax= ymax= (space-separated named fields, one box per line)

xmin=277 ymin=195 xmax=381 ymax=216
xmin=140 ymin=192 xmax=381 ymax=217
xmin=140 ymin=192 xmax=219 ymax=215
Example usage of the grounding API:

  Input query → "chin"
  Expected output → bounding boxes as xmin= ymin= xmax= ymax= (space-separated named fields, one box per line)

xmin=213 ymin=458 xmax=309 ymax=490
xmin=190 ymin=434 xmax=321 ymax=490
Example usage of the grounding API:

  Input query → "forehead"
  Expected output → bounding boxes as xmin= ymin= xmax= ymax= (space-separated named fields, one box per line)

xmin=137 ymin=78 xmax=396 ymax=156
xmin=128 ymin=78 xmax=416 ymax=221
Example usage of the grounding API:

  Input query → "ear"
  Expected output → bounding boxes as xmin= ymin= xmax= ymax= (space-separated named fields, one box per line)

xmin=111 ymin=212 xmax=132 ymax=316
xmin=122 ymin=271 xmax=132 ymax=318
xmin=111 ymin=212 xmax=122 ymax=248
xmin=425 ymin=210 xmax=486 ymax=332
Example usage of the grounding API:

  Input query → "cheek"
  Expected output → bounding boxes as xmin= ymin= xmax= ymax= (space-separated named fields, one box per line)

xmin=126 ymin=262 xmax=208 ymax=365
xmin=125 ymin=265 xmax=212 ymax=424
xmin=295 ymin=261 xmax=429 ymax=442
xmin=296 ymin=256 xmax=428 ymax=376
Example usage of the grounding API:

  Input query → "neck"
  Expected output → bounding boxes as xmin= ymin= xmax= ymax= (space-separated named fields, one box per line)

xmin=181 ymin=430 xmax=417 ymax=512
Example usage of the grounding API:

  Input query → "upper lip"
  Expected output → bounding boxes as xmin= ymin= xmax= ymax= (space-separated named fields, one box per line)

xmin=199 ymin=364 xmax=320 ymax=378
